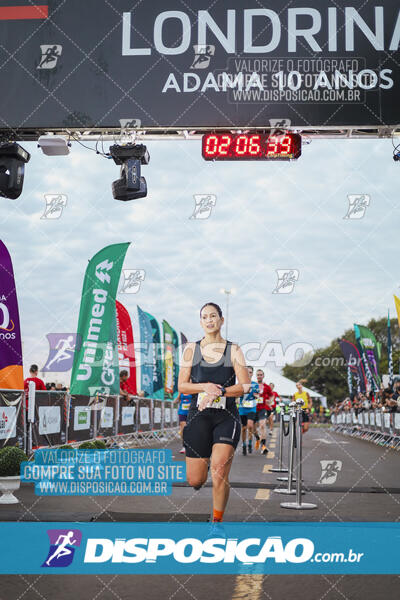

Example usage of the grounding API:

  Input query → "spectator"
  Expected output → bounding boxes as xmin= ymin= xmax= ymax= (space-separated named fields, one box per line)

xmin=120 ymin=370 xmax=134 ymax=403
xmin=24 ymin=364 xmax=46 ymax=409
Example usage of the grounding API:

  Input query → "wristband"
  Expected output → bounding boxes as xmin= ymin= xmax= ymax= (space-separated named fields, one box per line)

xmin=220 ymin=387 xmax=226 ymax=396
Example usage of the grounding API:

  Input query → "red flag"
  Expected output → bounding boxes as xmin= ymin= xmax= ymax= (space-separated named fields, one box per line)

xmin=116 ymin=300 xmax=137 ymax=395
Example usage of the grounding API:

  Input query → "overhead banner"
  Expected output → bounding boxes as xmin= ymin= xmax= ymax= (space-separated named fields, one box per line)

xmin=116 ymin=300 xmax=137 ymax=395
xmin=0 ymin=240 xmax=23 ymax=389
xmin=145 ymin=311 xmax=164 ymax=400
xmin=1 ymin=1 xmax=400 ymax=131
xmin=137 ymin=306 xmax=154 ymax=397
xmin=70 ymin=243 xmax=129 ymax=397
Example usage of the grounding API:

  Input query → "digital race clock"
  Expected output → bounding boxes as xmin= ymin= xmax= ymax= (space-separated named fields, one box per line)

xmin=202 ymin=132 xmax=301 ymax=161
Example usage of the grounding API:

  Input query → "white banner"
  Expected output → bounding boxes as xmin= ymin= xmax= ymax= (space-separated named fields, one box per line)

xmin=384 ymin=413 xmax=391 ymax=429
xmin=154 ymin=407 xmax=161 ymax=424
xmin=394 ymin=413 xmax=400 ymax=430
xmin=0 ymin=406 xmax=17 ymax=440
xmin=121 ymin=406 xmax=135 ymax=426
xmin=140 ymin=406 xmax=150 ymax=425
xmin=165 ymin=407 xmax=171 ymax=423
xmin=100 ymin=406 xmax=114 ymax=429
xmin=376 ymin=412 xmax=382 ymax=427
xmin=39 ymin=406 xmax=61 ymax=435
xmin=73 ymin=406 xmax=91 ymax=431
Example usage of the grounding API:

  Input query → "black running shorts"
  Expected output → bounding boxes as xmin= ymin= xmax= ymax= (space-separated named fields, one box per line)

xmin=183 ymin=407 xmax=241 ymax=458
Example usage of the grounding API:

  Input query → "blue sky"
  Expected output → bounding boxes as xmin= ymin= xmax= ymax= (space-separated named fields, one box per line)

xmin=1 ymin=136 xmax=399 ymax=383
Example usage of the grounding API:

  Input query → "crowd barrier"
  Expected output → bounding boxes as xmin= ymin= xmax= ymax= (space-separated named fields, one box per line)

xmin=330 ymin=409 xmax=400 ymax=450
xmin=0 ymin=388 xmax=179 ymax=455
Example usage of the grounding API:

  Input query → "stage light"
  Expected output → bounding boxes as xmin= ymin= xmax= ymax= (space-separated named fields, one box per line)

xmin=109 ymin=143 xmax=150 ymax=201
xmin=0 ymin=142 xmax=31 ymax=199
xmin=38 ymin=135 xmax=70 ymax=156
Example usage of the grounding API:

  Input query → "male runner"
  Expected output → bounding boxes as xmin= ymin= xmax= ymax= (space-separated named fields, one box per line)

xmin=293 ymin=380 xmax=312 ymax=434
xmin=238 ymin=366 xmax=258 ymax=455
xmin=267 ymin=382 xmax=280 ymax=435
xmin=254 ymin=369 xmax=273 ymax=454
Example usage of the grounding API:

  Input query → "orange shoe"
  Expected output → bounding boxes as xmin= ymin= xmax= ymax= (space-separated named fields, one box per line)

xmin=261 ymin=444 xmax=269 ymax=455
xmin=255 ymin=439 xmax=260 ymax=451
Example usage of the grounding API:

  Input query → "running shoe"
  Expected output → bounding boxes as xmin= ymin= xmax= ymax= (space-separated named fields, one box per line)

xmin=261 ymin=444 xmax=269 ymax=455
xmin=268 ymin=431 xmax=273 ymax=436
xmin=248 ymin=443 xmax=252 ymax=454
xmin=206 ymin=522 xmax=227 ymax=539
xmin=255 ymin=439 xmax=260 ymax=451
xmin=242 ymin=444 xmax=247 ymax=456
xmin=179 ymin=447 xmax=186 ymax=454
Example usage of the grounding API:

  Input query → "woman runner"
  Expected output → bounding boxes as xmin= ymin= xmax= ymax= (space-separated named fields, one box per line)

xmin=178 ymin=302 xmax=250 ymax=529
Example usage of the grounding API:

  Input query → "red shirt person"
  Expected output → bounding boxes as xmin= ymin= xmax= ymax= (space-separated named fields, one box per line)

xmin=24 ymin=364 xmax=46 ymax=408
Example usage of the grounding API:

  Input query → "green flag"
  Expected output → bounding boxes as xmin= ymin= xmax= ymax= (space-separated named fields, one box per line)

xmin=162 ymin=319 xmax=175 ymax=400
xmin=70 ymin=242 xmax=130 ymax=396
xmin=354 ymin=323 xmax=381 ymax=387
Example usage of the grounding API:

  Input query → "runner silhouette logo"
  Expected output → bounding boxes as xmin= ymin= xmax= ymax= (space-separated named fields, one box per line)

xmin=37 ymin=45 xmax=62 ymax=69
xmin=42 ymin=529 xmax=82 ymax=567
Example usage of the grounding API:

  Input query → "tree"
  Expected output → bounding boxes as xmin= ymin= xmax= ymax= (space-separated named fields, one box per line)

xmin=282 ymin=317 xmax=400 ymax=406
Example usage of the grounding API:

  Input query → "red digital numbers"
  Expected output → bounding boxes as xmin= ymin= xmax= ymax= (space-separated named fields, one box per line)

xmin=202 ymin=133 xmax=300 ymax=161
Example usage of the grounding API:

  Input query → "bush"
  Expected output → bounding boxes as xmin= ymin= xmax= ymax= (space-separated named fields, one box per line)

xmin=0 ymin=446 xmax=29 ymax=477
xmin=58 ymin=445 xmax=74 ymax=450
xmin=92 ymin=440 xmax=107 ymax=450
xmin=78 ymin=441 xmax=96 ymax=449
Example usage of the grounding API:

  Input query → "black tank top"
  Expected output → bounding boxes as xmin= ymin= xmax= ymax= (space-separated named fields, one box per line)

xmin=189 ymin=339 xmax=236 ymax=411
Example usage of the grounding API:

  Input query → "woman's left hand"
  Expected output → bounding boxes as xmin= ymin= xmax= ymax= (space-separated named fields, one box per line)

xmin=198 ymin=394 xmax=217 ymax=411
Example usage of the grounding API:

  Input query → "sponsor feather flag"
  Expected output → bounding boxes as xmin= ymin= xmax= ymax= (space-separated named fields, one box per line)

xmin=70 ymin=243 xmax=130 ymax=396
xmin=116 ymin=300 xmax=137 ymax=395
xmin=388 ymin=310 xmax=394 ymax=387
xmin=144 ymin=310 xmax=164 ymax=400
xmin=0 ymin=240 xmax=23 ymax=389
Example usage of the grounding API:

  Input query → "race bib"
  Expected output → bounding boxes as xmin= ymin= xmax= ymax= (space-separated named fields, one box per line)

xmin=197 ymin=392 xmax=226 ymax=410
xmin=181 ymin=402 xmax=190 ymax=411
xmin=242 ymin=398 xmax=255 ymax=408
xmin=256 ymin=395 xmax=263 ymax=404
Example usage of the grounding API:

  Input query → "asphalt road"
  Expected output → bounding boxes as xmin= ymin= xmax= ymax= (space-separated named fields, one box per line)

xmin=0 ymin=425 xmax=398 ymax=599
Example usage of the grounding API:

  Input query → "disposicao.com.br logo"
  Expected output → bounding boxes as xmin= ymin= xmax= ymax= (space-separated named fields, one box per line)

xmin=34 ymin=524 xmax=375 ymax=575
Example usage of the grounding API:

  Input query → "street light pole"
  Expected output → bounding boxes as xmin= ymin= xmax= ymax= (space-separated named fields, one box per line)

xmin=221 ymin=289 xmax=232 ymax=339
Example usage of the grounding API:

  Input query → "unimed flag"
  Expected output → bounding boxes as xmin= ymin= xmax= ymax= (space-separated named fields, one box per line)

xmin=70 ymin=243 xmax=130 ymax=396
xmin=0 ymin=240 xmax=23 ymax=389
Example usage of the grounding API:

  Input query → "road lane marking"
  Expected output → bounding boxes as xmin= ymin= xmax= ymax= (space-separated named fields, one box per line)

xmin=232 ymin=575 xmax=264 ymax=599
xmin=255 ymin=488 xmax=270 ymax=500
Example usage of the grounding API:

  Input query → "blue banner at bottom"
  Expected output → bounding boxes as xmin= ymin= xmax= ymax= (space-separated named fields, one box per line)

xmin=0 ymin=522 xmax=398 ymax=574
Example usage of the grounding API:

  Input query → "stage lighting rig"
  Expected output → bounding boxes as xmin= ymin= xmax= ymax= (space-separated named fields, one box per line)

xmin=109 ymin=143 xmax=150 ymax=201
xmin=0 ymin=142 xmax=30 ymax=199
